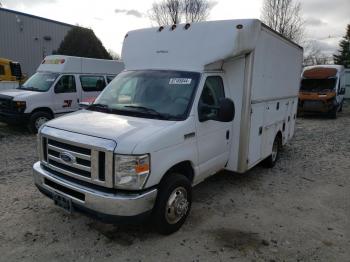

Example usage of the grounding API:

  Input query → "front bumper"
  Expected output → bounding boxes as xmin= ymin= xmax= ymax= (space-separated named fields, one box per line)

xmin=33 ymin=161 xmax=158 ymax=222
xmin=0 ymin=111 xmax=29 ymax=124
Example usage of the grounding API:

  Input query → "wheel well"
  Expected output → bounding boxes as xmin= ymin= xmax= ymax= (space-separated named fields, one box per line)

xmin=276 ymin=130 xmax=283 ymax=144
xmin=31 ymin=107 xmax=54 ymax=117
xmin=161 ymin=161 xmax=195 ymax=184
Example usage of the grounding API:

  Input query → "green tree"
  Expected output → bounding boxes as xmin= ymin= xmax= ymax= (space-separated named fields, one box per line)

xmin=54 ymin=27 xmax=112 ymax=60
xmin=333 ymin=24 xmax=350 ymax=68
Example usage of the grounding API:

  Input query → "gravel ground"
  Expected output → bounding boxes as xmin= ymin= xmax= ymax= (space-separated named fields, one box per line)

xmin=0 ymin=104 xmax=349 ymax=262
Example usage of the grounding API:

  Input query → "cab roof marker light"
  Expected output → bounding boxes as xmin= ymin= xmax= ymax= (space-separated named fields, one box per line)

xmin=171 ymin=24 xmax=177 ymax=31
xmin=158 ymin=26 xmax=164 ymax=32
xmin=125 ymin=33 xmax=129 ymax=38
xmin=184 ymin=23 xmax=191 ymax=30
xmin=236 ymin=24 xmax=243 ymax=29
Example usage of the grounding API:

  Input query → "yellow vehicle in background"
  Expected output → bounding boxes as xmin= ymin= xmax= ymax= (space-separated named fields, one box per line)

xmin=0 ymin=58 xmax=26 ymax=90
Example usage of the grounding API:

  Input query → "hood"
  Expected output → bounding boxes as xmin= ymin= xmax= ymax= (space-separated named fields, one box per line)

xmin=0 ymin=89 xmax=41 ymax=100
xmin=45 ymin=110 xmax=176 ymax=154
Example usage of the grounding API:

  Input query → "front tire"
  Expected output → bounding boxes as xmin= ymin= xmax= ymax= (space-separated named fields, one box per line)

xmin=28 ymin=111 xmax=52 ymax=133
xmin=153 ymin=173 xmax=192 ymax=235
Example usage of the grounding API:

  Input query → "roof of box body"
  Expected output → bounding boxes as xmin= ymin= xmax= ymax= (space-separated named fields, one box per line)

xmin=122 ymin=19 xmax=301 ymax=72
xmin=37 ymin=55 xmax=124 ymax=74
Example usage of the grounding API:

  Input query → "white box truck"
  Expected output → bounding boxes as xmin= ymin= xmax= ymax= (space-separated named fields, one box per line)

xmin=0 ymin=55 xmax=124 ymax=132
xmin=33 ymin=20 xmax=303 ymax=234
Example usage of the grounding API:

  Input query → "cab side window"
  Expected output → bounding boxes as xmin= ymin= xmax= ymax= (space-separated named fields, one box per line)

xmin=198 ymin=76 xmax=225 ymax=121
xmin=80 ymin=76 xmax=106 ymax=92
xmin=54 ymin=75 xmax=76 ymax=93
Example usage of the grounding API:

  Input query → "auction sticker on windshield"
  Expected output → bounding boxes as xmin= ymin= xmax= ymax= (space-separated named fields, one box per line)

xmin=169 ymin=78 xmax=192 ymax=85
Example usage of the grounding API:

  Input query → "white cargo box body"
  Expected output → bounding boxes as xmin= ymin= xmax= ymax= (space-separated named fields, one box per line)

xmin=37 ymin=55 xmax=124 ymax=75
xmin=123 ymin=19 xmax=303 ymax=173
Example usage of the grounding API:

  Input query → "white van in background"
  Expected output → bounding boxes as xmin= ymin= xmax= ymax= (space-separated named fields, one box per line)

xmin=345 ymin=69 xmax=350 ymax=99
xmin=33 ymin=20 xmax=302 ymax=234
xmin=0 ymin=55 xmax=124 ymax=132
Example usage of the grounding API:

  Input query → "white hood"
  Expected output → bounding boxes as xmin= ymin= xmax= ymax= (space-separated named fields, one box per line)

xmin=45 ymin=110 xmax=176 ymax=154
xmin=0 ymin=89 xmax=41 ymax=100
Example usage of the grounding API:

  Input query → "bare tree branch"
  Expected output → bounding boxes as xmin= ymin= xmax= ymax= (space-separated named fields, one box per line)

xmin=261 ymin=0 xmax=304 ymax=44
xmin=149 ymin=0 xmax=214 ymax=26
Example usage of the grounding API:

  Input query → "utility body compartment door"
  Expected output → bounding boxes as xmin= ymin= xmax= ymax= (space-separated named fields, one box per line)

xmin=195 ymin=74 xmax=233 ymax=181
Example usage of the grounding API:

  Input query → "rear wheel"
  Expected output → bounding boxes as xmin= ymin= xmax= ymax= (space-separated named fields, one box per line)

xmin=263 ymin=134 xmax=281 ymax=168
xmin=28 ymin=111 xmax=52 ymax=133
xmin=153 ymin=173 xmax=192 ymax=235
xmin=329 ymin=108 xmax=337 ymax=119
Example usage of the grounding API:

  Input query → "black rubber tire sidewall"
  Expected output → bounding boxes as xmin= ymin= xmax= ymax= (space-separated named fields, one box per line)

xmin=28 ymin=111 xmax=52 ymax=133
xmin=153 ymin=173 xmax=192 ymax=235
xmin=263 ymin=135 xmax=281 ymax=168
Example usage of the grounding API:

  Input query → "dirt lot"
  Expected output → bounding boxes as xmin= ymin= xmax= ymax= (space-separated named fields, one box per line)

xmin=0 ymin=104 xmax=349 ymax=262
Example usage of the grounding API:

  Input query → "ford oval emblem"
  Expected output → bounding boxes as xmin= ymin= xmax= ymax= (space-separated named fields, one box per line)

xmin=60 ymin=152 xmax=75 ymax=164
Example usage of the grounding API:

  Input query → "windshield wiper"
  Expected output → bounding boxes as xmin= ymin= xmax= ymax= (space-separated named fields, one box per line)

xmin=18 ymin=86 xmax=40 ymax=91
xmin=87 ymin=103 xmax=111 ymax=112
xmin=123 ymin=106 xmax=172 ymax=119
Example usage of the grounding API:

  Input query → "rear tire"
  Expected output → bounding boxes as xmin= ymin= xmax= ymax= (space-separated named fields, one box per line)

xmin=329 ymin=108 xmax=337 ymax=119
xmin=153 ymin=173 xmax=192 ymax=235
xmin=263 ymin=134 xmax=281 ymax=168
xmin=28 ymin=111 xmax=52 ymax=134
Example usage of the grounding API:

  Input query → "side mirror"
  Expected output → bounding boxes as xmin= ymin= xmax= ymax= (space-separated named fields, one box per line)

xmin=218 ymin=98 xmax=235 ymax=122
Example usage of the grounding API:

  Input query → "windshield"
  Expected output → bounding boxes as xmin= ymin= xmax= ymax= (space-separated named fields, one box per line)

xmin=19 ymin=72 xmax=59 ymax=92
xmin=91 ymin=70 xmax=200 ymax=120
xmin=300 ymin=78 xmax=337 ymax=92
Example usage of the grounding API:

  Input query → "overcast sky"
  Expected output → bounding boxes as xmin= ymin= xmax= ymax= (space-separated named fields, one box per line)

xmin=1 ymin=0 xmax=349 ymax=57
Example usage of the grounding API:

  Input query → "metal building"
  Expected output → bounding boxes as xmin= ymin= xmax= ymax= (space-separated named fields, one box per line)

xmin=0 ymin=7 xmax=74 ymax=76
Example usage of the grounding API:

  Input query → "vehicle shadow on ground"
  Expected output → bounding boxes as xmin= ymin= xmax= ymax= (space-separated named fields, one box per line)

xmin=84 ymin=167 xmax=264 ymax=242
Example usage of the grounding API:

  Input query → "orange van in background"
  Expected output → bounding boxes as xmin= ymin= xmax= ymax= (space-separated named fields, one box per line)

xmin=298 ymin=65 xmax=346 ymax=118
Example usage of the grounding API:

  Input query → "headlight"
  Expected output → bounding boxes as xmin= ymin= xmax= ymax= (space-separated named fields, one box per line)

xmin=13 ymin=101 xmax=26 ymax=113
xmin=114 ymin=154 xmax=150 ymax=190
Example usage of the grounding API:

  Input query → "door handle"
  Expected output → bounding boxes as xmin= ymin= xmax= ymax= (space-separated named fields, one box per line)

xmin=226 ymin=130 xmax=230 ymax=140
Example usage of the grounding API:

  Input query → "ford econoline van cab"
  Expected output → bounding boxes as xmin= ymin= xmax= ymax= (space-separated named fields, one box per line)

xmin=33 ymin=20 xmax=303 ymax=234
xmin=0 ymin=55 xmax=124 ymax=132
xmin=298 ymin=65 xmax=346 ymax=118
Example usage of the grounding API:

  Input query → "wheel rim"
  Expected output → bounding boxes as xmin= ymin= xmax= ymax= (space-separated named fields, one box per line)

xmin=165 ymin=186 xmax=189 ymax=225
xmin=271 ymin=138 xmax=279 ymax=162
xmin=35 ymin=116 xmax=49 ymax=130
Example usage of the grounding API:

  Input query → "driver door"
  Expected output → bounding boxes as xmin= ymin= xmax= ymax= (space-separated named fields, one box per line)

xmin=53 ymin=75 xmax=79 ymax=114
xmin=195 ymin=75 xmax=233 ymax=181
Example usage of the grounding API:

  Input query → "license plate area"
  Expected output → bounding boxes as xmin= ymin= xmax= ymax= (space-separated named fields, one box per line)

xmin=53 ymin=192 xmax=72 ymax=213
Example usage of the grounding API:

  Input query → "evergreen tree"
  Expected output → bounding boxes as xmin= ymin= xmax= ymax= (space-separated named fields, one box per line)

xmin=54 ymin=27 xmax=112 ymax=60
xmin=333 ymin=24 xmax=350 ymax=68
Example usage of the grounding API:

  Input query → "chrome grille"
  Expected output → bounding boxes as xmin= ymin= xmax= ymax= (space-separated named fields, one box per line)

xmin=40 ymin=134 xmax=114 ymax=187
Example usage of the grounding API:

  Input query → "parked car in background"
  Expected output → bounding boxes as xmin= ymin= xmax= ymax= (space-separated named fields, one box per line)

xmin=0 ymin=58 xmax=26 ymax=91
xmin=0 ymin=55 xmax=124 ymax=132
xmin=345 ymin=68 xmax=350 ymax=99
xmin=33 ymin=20 xmax=303 ymax=234
xmin=298 ymin=65 xmax=346 ymax=118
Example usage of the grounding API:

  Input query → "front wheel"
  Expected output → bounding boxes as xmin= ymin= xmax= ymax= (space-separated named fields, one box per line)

xmin=28 ymin=111 xmax=52 ymax=133
xmin=153 ymin=173 xmax=192 ymax=235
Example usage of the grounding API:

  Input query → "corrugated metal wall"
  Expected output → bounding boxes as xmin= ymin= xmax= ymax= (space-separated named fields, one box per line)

xmin=0 ymin=8 xmax=73 ymax=76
